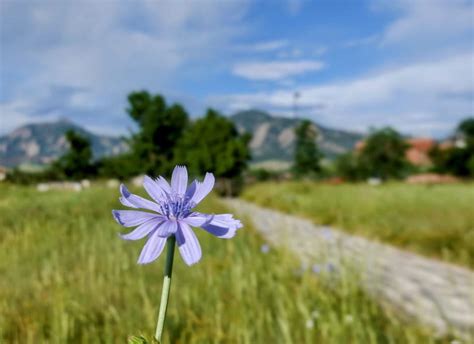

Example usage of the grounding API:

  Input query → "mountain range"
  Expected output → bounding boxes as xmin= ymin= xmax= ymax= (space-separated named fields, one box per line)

xmin=0 ymin=111 xmax=364 ymax=168
xmin=0 ymin=119 xmax=127 ymax=168
xmin=232 ymin=110 xmax=363 ymax=165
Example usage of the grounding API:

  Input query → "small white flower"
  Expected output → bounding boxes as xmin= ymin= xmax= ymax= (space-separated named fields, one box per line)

xmin=344 ymin=314 xmax=354 ymax=324
xmin=305 ymin=319 xmax=314 ymax=329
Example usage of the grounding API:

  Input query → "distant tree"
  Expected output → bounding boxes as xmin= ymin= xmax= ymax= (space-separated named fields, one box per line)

xmin=468 ymin=156 xmax=474 ymax=177
xmin=358 ymin=127 xmax=409 ymax=179
xmin=127 ymin=91 xmax=189 ymax=175
xmin=52 ymin=130 xmax=94 ymax=179
xmin=430 ymin=117 xmax=474 ymax=177
xmin=293 ymin=120 xmax=322 ymax=177
xmin=174 ymin=109 xmax=251 ymax=194
xmin=458 ymin=117 xmax=474 ymax=138
xmin=98 ymin=153 xmax=140 ymax=180
xmin=335 ymin=152 xmax=367 ymax=181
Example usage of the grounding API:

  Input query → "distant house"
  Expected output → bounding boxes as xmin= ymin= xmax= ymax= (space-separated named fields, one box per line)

xmin=354 ymin=137 xmax=436 ymax=167
xmin=405 ymin=138 xmax=436 ymax=167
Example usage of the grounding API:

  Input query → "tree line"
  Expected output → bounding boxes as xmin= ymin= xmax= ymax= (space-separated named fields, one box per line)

xmin=291 ymin=117 xmax=474 ymax=181
xmin=8 ymin=91 xmax=251 ymax=192
xmin=7 ymin=92 xmax=473 ymax=184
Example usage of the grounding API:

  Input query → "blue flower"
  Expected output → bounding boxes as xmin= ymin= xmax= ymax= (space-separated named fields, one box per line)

xmin=112 ymin=166 xmax=243 ymax=265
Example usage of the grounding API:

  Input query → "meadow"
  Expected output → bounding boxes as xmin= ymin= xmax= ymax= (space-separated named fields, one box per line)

xmin=0 ymin=183 xmax=453 ymax=343
xmin=242 ymin=182 xmax=474 ymax=267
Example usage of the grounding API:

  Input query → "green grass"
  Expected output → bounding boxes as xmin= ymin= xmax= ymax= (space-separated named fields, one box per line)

xmin=0 ymin=184 xmax=453 ymax=343
xmin=242 ymin=182 xmax=474 ymax=267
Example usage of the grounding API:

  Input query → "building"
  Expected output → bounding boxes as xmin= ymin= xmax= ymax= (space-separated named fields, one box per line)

xmin=405 ymin=138 xmax=436 ymax=167
xmin=354 ymin=138 xmax=436 ymax=167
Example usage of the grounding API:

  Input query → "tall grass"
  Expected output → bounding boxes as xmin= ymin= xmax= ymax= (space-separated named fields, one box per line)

xmin=242 ymin=182 xmax=474 ymax=267
xmin=0 ymin=184 xmax=447 ymax=343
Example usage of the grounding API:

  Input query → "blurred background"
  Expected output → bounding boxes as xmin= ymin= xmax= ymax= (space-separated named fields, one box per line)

xmin=0 ymin=0 xmax=473 ymax=343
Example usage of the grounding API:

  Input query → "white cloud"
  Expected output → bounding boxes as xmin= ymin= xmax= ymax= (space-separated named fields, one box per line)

xmin=215 ymin=53 xmax=473 ymax=136
xmin=1 ymin=0 xmax=250 ymax=134
xmin=378 ymin=0 xmax=473 ymax=50
xmin=0 ymin=100 xmax=57 ymax=134
xmin=245 ymin=40 xmax=289 ymax=52
xmin=232 ymin=60 xmax=325 ymax=81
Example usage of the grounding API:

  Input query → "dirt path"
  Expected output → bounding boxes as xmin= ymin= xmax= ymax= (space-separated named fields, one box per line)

xmin=223 ymin=198 xmax=474 ymax=340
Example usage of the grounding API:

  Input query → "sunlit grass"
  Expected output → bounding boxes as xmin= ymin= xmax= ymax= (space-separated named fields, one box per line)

xmin=0 ymin=184 xmax=448 ymax=343
xmin=242 ymin=181 xmax=474 ymax=267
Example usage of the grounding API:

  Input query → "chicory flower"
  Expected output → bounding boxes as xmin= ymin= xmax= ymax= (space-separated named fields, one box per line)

xmin=112 ymin=165 xmax=242 ymax=266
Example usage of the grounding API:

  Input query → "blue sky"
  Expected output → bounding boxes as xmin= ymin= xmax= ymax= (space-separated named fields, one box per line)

xmin=1 ymin=0 xmax=473 ymax=137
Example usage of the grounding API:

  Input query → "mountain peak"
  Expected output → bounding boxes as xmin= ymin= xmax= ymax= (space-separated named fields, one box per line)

xmin=230 ymin=108 xmax=364 ymax=163
xmin=0 ymin=120 xmax=127 ymax=167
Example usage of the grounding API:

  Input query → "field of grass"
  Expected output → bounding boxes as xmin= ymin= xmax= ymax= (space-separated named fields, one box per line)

xmin=0 ymin=183 xmax=456 ymax=343
xmin=242 ymin=182 xmax=474 ymax=267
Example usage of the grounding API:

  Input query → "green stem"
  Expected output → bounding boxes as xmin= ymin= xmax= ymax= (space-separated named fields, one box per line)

xmin=154 ymin=235 xmax=176 ymax=343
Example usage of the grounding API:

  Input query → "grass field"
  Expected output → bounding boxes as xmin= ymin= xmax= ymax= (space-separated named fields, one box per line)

xmin=0 ymin=183 xmax=456 ymax=343
xmin=242 ymin=182 xmax=474 ymax=267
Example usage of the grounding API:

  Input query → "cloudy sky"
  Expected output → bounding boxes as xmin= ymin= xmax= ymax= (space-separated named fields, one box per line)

xmin=1 ymin=0 xmax=473 ymax=137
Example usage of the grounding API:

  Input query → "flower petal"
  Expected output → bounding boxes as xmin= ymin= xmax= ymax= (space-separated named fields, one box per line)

xmin=176 ymin=222 xmax=202 ymax=266
xmin=143 ymin=176 xmax=167 ymax=203
xmin=120 ymin=218 xmax=163 ymax=240
xmin=184 ymin=180 xmax=197 ymax=201
xmin=201 ymin=214 xmax=243 ymax=239
xmin=120 ymin=195 xmax=137 ymax=208
xmin=137 ymin=230 xmax=167 ymax=264
xmin=171 ymin=165 xmax=188 ymax=195
xmin=155 ymin=176 xmax=172 ymax=195
xmin=120 ymin=184 xmax=162 ymax=213
xmin=156 ymin=220 xmax=178 ymax=237
xmin=182 ymin=213 xmax=213 ymax=227
xmin=191 ymin=173 xmax=215 ymax=204
xmin=112 ymin=210 xmax=158 ymax=227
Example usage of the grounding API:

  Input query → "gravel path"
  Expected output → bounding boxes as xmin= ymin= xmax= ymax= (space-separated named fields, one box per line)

xmin=223 ymin=198 xmax=474 ymax=340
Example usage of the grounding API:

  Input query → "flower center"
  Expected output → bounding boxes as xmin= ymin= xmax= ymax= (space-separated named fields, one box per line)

xmin=159 ymin=194 xmax=195 ymax=219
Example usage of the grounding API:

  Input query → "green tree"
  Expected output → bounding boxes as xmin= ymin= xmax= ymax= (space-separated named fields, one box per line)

xmin=293 ymin=120 xmax=322 ymax=177
xmin=127 ymin=91 xmax=189 ymax=175
xmin=98 ymin=153 xmax=140 ymax=180
xmin=358 ymin=127 xmax=409 ymax=179
xmin=335 ymin=152 xmax=367 ymax=181
xmin=174 ymin=109 xmax=251 ymax=194
xmin=430 ymin=117 xmax=474 ymax=177
xmin=458 ymin=117 xmax=474 ymax=138
xmin=52 ymin=130 xmax=94 ymax=179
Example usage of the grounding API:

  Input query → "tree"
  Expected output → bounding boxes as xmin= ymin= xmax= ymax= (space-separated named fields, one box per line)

xmin=458 ymin=117 xmax=474 ymax=138
xmin=174 ymin=109 xmax=251 ymax=194
xmin=358 ymin=127 xmax=409 ymax=179
xmin=52 ymin=130 xmax=94 ymax=179
xmin=126 ymin=91 xmax=189 ymax=175
xmin=293 ymin=120 xmax=322 ymax=177
xmin=335 ymin=152 xmax=367 ymax=181
xmin=98 ymin=153 xmax=140 ymax=180
xmin=430 ymin=117 xmax=474 ymax=177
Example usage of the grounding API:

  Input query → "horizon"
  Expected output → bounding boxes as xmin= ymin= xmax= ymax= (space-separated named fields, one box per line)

xmin=0 ymin=108 xmax=465 ymax=140
xmin=1 ymin=0 xmax=473 ymax=137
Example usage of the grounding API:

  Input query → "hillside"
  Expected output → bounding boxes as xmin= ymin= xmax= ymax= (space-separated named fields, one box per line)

xmin=0 ymin=119 xmax=127 ymax=167
xmin=230 ymin=110 xmax=364 ymax=162
xmin=0 ymin=111 xmax=363 ymax=168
